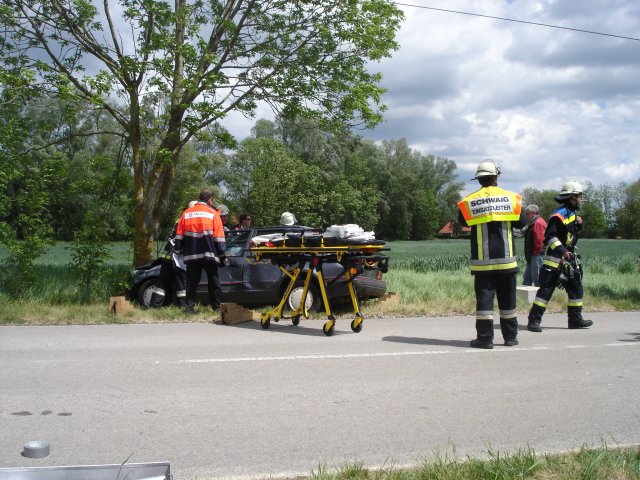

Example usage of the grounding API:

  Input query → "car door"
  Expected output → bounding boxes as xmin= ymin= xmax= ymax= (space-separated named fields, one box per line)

xmin=218 ymin=230 xmax=252 ymax=304
xmin=239 ymin=228 xmax=285 ymax=306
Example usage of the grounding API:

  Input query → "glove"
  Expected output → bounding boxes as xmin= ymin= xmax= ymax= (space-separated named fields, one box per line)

xmin=219 ymin=255 xmax=226 ymax=266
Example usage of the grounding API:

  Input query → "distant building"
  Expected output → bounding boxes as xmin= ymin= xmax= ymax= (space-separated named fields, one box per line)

xmin=438 ymin=221 xmax=471 ymax=238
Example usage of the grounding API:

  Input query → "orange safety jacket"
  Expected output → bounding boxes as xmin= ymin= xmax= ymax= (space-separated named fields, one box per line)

xmin=457 ymin=186 xmax=525 ymax=274
xmin=174 ymin=202 xmax=226 ymax=263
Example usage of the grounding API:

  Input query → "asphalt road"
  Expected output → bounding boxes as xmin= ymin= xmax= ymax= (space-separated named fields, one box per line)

xmin=1 ymin=312 xmax=639 ymax=479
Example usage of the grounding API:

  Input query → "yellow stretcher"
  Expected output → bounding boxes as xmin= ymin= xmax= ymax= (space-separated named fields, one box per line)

xmin=250 ymin=242 xmax=389 ymax=336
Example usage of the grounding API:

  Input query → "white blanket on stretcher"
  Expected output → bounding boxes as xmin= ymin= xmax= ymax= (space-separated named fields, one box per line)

xmin=324 ymin=224 xmax=376 ymax=241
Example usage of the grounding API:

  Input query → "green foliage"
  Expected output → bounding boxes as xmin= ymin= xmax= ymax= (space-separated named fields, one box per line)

xmin=1 ymin=0 xmax=405 ymax=264
xmin=373 ymin=139 xmax=460 ymax=240
xmin=241 ymin=138 xmax=325 ymax=226
xmin=520 ymin=187 xmax=560 ymax=220
xmin=616 ymin=179 xmax=640 ymax=239
xmin=315 ymin=446 xmax=640 ymax=480
xmin=69 ymin=212 xmax=114 ymax=303
xmin=0 ymin=235 xmax=51 ymax=297
xmin=521 ymin=181 xmax=640 ymax=239
xmin=0 ymin=79 xmax=55 ymax=295
xmin=392 ymin=255 xmax=469 ymax=272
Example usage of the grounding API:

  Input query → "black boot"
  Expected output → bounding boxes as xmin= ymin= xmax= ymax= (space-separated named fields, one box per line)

xmin=470 ymin=338 xmax=494 ymax=349
xmin=568 ymin=319 xmax=593 ymax=329
xmin=527 ymin=322 xmax=542 ymax=332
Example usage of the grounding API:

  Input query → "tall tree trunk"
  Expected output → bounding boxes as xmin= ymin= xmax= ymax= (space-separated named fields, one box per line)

xmin=131 ymin=0 xmax=186 ymax=266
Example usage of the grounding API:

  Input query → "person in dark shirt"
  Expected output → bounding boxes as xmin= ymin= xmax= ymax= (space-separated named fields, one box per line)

xmin=458 ymin=160 xmax=527 ymax=349
xmin=527 ymin=181 xmax=593 ymax=332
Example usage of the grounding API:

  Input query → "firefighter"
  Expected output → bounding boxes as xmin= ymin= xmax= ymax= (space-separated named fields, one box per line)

xmin=527 ymin=181 xmax=593 ymax=331
xmin=458 ymin=160 xmax=527 ymax=349
xmin=174 ymin=190 xmax=226 ymax=315
xmin=149 ymin=201 xmax=197 ymax=308
xmin=216 ymin=204 xmax=232 ymax=232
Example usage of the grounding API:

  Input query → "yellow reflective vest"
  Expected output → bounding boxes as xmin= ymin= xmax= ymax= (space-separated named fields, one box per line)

xmin=458 ymin=186 xmax=522 ymax=226
xmin=458 ymin=186 xmax=525 ymax=274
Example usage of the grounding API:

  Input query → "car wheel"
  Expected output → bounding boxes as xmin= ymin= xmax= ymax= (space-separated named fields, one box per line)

xmin=286 ymin=283 xmax=322 ymax=312
xmin=137 ymin=279 xmax=160 ymax=308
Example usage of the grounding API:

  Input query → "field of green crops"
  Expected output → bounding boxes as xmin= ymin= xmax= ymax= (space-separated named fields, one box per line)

xmin=0 ymin=238 xmax=638 ymax=324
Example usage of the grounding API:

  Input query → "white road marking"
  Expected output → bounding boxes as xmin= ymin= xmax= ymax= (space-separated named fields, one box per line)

xmin=157 ymin=342 xmax=638 ymax=365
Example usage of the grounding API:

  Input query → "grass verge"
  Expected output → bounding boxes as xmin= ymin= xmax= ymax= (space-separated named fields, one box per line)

xmin=307 ymin=445 xmax=640 ymax=480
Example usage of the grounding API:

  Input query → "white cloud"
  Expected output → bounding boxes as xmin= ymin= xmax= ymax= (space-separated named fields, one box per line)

xmin=358 ymin=0 xmax=640 ymax=194
xmin=220 ymin=1 xmax=640 ymax=196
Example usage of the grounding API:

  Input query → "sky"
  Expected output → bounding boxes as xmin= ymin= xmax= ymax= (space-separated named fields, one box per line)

xmin=225 ymin=0 xmax=640 ymax=196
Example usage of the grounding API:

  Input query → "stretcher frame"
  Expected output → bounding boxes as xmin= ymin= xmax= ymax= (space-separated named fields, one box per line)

xmin=250 ymin=244 xmax=389 ymax=336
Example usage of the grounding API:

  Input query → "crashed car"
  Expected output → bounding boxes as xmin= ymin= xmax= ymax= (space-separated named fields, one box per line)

xmin=131 ymin=225 xmax=387 ymax=311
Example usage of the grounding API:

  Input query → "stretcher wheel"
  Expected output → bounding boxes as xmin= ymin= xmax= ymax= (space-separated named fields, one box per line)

xmin=323 ymin=319 xmax=335 ymax=337
xmin=292 ymin=315 xmax=301 ymax=326
xmin=350 ymin=316 xmax=363 ymax=333
xmin=260 ymin=314 xmax=271 ymax=329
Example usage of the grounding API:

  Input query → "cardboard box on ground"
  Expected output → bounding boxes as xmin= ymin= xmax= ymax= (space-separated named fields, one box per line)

xmin=219 ymin=303 xmax=259 ymax=325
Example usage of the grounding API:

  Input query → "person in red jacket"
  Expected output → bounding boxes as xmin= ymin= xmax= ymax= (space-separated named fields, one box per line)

xmin=174 ymin=190 xmax=226 ymax=315
xmin=522 ymin=204 xmax=547 ymax=287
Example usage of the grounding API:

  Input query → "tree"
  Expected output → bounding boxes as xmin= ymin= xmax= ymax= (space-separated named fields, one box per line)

xmin=371 ymin=139 xmax=462 ymax=240
xmin=417 ymin=154 xmax=463 ymax=227
xmin=1 ymin=0 xmax=403 ymax=265
xmin=616 ymin=179 xmax=640 ymax=239
xmin=0 ymin=80 xmax=56 ymax=294
xmin=521 ymin=188 xmax=558 ymax=220
xmin=240 ymin=138 xmax=324 ymax=226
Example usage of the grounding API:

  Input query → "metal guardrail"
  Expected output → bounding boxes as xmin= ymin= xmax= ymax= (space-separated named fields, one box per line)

xmin=0 ymin=461 xmax=171 ymax=480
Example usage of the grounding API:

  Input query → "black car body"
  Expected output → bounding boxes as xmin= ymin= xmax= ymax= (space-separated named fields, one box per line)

xmin=131 ymin=226 xmax=387 ymax=311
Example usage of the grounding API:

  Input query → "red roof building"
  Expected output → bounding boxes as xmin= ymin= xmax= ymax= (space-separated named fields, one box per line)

xmin=438 ymin=221 xmax=471 ymax=237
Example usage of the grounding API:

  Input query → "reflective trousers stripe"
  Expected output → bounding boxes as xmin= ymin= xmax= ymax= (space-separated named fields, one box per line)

xmin=533 ymin=297 xmax=548 ymax=308
xmin=500 ymin=308 xmax=517 ymax=319
xmin=568 ymin=298 xmax=583 ymax=306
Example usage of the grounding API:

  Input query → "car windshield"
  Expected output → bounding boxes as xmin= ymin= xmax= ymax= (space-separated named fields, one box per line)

xmin=225 ymin=230 xmax=251 ymax=256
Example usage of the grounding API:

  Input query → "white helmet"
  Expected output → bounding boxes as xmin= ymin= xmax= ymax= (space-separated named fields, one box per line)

xmin=217 ymin=204 xmax=230 ymax=216
xmin=472 ymin=160 xmax=501 ymax=180
xmin=187 ymin=200 xmax=197 ymax=208
xmin=279 ymin=212 xmax=296 ymax=226
xmin=554 ymin=181 xmax=584 ymax=202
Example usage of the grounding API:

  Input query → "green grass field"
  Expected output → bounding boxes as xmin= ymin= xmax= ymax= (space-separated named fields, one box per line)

xmin=0 ymin=238 xmax=638 ymax=325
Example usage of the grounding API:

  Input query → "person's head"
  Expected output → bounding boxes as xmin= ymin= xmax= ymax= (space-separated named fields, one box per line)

xmin=239 ymin=213 xmax=252 ymax=228
xmin=199 ymin=190 xmax=214 ymax=206
xmin=280 ymin=211 xmax=296 ymax=226
xmin=554 ymin=181 xmax=585 ymax=209
xmin=217 ymin=204 xmax=230 ymax=223
xmin=525 ymin=204 xmax=539 ymax=219
xmin=472 ymin=160 xmax=500 ymax=187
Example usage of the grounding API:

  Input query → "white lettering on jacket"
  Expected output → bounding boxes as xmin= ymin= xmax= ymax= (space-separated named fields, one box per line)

xmin=185 ymin=211 xmax=215 ymax=220
xmin=469 ymin=196 xmax=513 ymax=216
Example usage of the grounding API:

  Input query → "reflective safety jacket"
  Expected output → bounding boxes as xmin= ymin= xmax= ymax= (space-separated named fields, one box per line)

xmin=174 ymin=202 xmax=226 ymax=263
xmin=458 ymin=186 xmax=526 ymax=275
xmin=541 ymin=205 xmax=582 ymax=270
